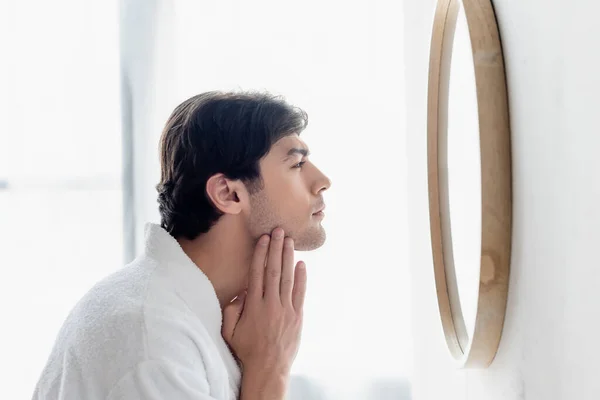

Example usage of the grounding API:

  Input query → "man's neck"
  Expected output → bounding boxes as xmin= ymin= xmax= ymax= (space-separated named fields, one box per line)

xmin=177 ymin=217 xmax=254 ymax=309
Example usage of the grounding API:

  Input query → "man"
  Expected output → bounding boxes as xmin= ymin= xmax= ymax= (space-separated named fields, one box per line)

xmin=33 ymin=91 xmax=331 ymax=399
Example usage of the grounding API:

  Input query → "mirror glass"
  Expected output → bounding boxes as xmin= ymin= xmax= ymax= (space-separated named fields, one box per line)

xmin=440 ymin=1 xmax=481 ymax=347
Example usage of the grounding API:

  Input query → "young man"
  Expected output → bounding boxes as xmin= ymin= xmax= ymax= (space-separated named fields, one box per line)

xmin=33 ymin=91 xmax=331 ymax=400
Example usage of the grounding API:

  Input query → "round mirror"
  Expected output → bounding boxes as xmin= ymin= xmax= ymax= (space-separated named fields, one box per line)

xmin=441 ymin=0 xmax=481 ymax=348
xmin=427 ymin=0 xmax=512 ymax=368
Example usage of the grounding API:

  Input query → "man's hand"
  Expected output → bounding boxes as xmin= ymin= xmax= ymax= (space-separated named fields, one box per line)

xmin=222 ymin=227 xmax=307 ymax=400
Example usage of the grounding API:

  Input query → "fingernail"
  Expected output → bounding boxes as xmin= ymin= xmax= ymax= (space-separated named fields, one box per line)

xmin=260 ymin=235 xmax=270 ymax=245
xmin=274 ymin=228 xmax=284 ymax=239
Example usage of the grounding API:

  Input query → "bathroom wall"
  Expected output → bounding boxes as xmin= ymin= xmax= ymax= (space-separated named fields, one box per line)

xmin=402 ymin=0 xmax=600 ymax=399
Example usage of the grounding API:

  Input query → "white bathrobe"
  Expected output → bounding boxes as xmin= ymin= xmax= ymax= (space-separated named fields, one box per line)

xmin=32 ymin=223 xmax=242 ymax=400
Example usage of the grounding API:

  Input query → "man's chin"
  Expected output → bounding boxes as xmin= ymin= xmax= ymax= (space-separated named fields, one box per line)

xmin=294 ymin=229 xmax=327 ymax=251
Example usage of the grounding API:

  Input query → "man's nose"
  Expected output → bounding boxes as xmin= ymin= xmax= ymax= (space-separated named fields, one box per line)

xmin=314 ymin=171 xmax=331 ymax=194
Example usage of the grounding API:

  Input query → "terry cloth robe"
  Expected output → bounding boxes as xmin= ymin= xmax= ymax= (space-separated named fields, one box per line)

xmin=32 ymin=223 xmax=242 ymax=400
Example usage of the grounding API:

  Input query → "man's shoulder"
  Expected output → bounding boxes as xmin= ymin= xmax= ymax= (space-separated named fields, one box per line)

xmin=65 ymin=255 xmax=198 ymax=344
xmin=33 ymin=256 xmax=223 ymax=400
xmin=54 ymin=258 xmax=158 ymax=353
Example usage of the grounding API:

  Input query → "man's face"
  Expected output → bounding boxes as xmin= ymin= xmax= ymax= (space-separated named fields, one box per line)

xmin=245 ymin=134 xmax=331 ymax=251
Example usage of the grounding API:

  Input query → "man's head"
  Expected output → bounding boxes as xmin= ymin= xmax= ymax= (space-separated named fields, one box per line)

xmin=157 ymin=91 xmax=331 ymax=251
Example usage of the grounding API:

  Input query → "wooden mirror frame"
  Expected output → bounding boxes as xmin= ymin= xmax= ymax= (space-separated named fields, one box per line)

xmin=427 ymin=0 xmax=512 ymax=368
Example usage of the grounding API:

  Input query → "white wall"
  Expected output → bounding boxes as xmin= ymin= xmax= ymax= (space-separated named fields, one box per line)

xmin=403 ymin=0 xmax=600 ymax=399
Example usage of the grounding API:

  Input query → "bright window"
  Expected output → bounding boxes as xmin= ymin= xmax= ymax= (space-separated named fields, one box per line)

xmin=0 ymin=2 xmax=122 ymax=398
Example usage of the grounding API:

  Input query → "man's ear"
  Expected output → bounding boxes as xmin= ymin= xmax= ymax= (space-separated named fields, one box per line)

xmin=205 ymin=173 xmax=246 ymax=215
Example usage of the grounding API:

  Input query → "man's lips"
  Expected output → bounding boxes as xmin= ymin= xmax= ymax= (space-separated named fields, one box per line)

xmin=313 ymin=204 xmax=326 ymax=214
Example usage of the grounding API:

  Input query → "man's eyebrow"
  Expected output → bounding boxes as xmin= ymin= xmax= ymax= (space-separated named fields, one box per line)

xmin=286 ymin=147 xmax=310 ymax=157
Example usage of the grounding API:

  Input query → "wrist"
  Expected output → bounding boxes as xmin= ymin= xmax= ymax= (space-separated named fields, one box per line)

xmin=240 ymin=364 xmax=289 ymax=400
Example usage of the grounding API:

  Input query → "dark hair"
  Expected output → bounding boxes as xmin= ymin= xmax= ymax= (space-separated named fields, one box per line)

xmin=156 ymin=91 xmax=308 ymax=240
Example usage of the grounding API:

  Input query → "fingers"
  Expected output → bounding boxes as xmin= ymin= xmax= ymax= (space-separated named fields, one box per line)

xmin=247 ymin=235 xmax=270 ymax=301
xmin=280 ymin=237 xmax=295 ymax=304
xmin=292 ymin=261 xmax=307 ymax=312
xmin=264 ymin=228 xmax=284 ymax=300
xmin=222 ymin=291 xmax=246 ymax=342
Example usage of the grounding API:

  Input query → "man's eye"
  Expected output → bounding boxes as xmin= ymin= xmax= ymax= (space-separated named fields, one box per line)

xmin=293 ymin=161 xmax=306 ymax=169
